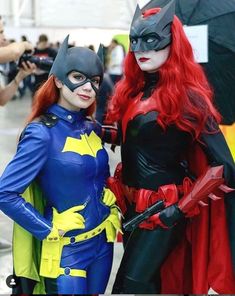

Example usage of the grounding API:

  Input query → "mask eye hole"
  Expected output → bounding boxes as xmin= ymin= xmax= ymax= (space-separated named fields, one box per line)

xmin=143 ymin=34 xmax=159 ymax=44
xmin=68 ymin=71 xmax=86 ymax=84
xmin=73 ymin=73 xmax=86 ymax=82
xmin=146 ymin=37 xmax=155 ymax=43
xmin=130 ymin=37 xmax=138 ymax=45
xmin=91 ymin=76 xmax=101 ymax=88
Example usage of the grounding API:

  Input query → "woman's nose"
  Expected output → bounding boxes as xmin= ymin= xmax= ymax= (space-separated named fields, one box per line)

xmin=82 ymin=81 xmax=92 ymax=91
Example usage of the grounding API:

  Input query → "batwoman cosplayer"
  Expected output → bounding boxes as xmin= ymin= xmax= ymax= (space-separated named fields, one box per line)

xmin=0 ymin=36 xmax=120 ymax=294
xmin=103 ymin=0 xmax=235 ymax=293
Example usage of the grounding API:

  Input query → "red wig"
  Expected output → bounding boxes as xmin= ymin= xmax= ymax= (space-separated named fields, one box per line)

xmin=107 ymin=12 xmax=221 ymax=140
xmin=27 ymin=75 xmax=96 ymax=123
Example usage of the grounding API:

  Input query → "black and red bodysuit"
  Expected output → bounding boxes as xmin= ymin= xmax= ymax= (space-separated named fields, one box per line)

xmin=103 ymin=73 xmax=235 ymax=294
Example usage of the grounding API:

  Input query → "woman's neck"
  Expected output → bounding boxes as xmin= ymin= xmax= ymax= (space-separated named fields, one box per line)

xmin=142 ymin=71 xmax=159 ymax=99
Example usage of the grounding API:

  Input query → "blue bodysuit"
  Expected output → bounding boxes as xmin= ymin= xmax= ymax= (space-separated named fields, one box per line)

xmin=0 ymin=104 xmax=114 ymax=294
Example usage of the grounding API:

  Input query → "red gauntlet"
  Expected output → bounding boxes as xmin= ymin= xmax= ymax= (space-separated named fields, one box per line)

xmin=138 ymin=184 xmax=179 ymax=230
xmin=106 ymin=163 xmax=127 ymax=214
xmin=139 ymin=166 xmax=230 ymax=230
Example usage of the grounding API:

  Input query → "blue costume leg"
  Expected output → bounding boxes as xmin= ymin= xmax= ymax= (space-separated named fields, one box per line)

xmin=45 ymin=232 xmax=113 ymax=294
xmin=45 ymin=275 xmax=87 ymax=294
xmin=56 ymin=274 xmax=87 ymax=294
xmin=87 ymin=246 xmax=113 ymax=293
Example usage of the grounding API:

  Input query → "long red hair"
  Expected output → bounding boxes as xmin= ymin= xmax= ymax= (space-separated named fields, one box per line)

xmin=107 ymin=12 xmax=221 ymax=139
xmin=27 ymin=75 xmax=96 ymax=123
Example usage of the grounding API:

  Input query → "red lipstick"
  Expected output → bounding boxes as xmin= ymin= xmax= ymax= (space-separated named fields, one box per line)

xmin=139 ymin=57 xmax=150 ymax=62
xmin=77 ymin=94 xmax=91 ymax=100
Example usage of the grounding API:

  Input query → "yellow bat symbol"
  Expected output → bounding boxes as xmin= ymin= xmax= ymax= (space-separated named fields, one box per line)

xmin=62 ymin=131 xmax=103 ymax=157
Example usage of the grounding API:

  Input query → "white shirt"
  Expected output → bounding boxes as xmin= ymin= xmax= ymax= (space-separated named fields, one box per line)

xmin=108 ymin=45 xmax=125 ymax=76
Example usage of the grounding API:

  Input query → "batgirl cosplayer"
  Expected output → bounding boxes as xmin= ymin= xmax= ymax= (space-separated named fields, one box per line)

xmin=0 ymin=36 xmax=120 ymax=294
xmin=103 ymin=0 xmax=235 ymax=294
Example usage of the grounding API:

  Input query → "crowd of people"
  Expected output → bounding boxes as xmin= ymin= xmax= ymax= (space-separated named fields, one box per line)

xmin=0 ymin=0 xmax=234 ymax=294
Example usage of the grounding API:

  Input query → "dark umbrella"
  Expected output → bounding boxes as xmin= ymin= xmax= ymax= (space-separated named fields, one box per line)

xmin=142 ymin=0 xmax=235 ymax=124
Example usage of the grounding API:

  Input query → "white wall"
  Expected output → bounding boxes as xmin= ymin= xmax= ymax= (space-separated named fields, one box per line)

xmin=0 ymin=0 xmax=151 ymax=28
xmin=0 ymin=0 xmax=11 ymax=17
xmin=34 ymin=0 xmax=137 ymax=29
xmin=1 ymin=0 xmax=138 ymax=29
xmin=137 ymin=0 xmax=151 ymax=8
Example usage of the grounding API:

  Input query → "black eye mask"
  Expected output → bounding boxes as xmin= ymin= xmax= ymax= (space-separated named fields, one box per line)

xmin=67 ymin=71 xmax=101 ymax=94
xmin=49 ymin=35 xmax=104 ymax=93
xmin=129 ymin=0 xmax=175 ymax=52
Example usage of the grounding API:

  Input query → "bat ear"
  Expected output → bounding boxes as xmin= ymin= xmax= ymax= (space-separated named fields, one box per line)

xmin=49 ymin=35 xmax=69 ymax=77
xmin=131 ymin=4 xmax=142 ymax=27
xmin=97 ymin=44 xmax=104 ymax=66
xmin=142 ymin=0 xmax=175 ymax=25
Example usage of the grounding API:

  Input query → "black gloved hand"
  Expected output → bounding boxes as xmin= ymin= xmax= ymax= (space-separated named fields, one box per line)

xmin=159 ymin=204 xmax=185 ymax=228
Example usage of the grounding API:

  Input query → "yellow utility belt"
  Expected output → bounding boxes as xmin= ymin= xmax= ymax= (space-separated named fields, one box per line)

xmin=40 ymin=206 xmax=120 ymax=278
xmin=62 ymin=218 xmax=108 ymax=245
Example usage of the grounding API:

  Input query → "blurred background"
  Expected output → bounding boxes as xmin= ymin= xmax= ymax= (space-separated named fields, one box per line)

xmin=0 ymin=0 xmax=149 ymax=48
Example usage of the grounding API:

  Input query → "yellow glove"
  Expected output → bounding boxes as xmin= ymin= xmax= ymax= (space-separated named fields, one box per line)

xmin=46 ymin=225 xmax=60 ymax=241
xmin=52 ymin=205 xmax=85 ymax=235
xmin=102 ymin=188 xmax=116 ymax=207
xmin=105 ymin=206 xmax=122 ymax=242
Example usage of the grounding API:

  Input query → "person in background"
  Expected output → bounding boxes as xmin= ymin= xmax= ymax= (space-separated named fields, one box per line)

xmin=107 ymin=39 xmax=125 ymax=85
xmin=21 ymin=35 xmax=28 ymax=42
xmin=32 ymin=34 xmax=57 ymax=94
xmin=0 ymin=17 xmax=34 ymax=64
xmin=17 ymin=35 xmax=35 ymax=97
xmin=3 ymin=39 xmax=29 ymax=99
xmin=0 ymin=17 xmax=36 ymax=105
xmin=88 ymin=44 xmax=95 ymax=51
